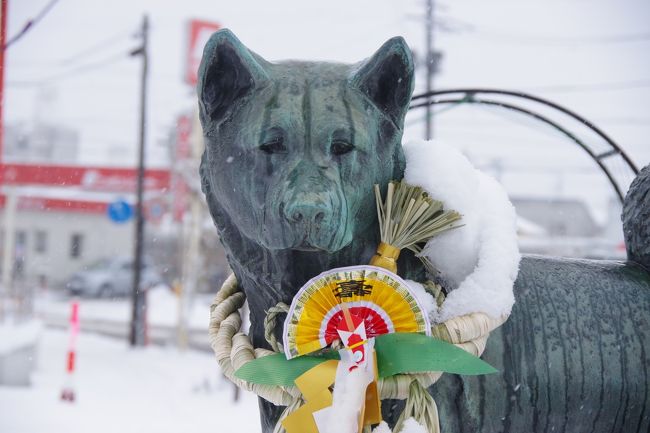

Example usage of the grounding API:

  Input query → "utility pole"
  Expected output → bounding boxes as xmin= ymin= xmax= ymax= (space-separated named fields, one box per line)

xmin=0 ymin=0 xmax=8 ymax=323
xmin=424 ymin=0 xmax=434 ymax=140
xmin=129 ymin=15 xmax=148 ymax=347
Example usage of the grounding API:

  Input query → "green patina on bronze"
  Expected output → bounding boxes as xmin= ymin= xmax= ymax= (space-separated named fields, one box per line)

xmin=198 ymin=29 xmax=650 ymax=432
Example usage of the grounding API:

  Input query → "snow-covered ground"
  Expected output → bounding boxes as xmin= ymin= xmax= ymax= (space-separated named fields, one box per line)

xmin=35 ymin=286 xmax=212 ymax=331
xmin=0 ymin=329 xmax=260 ymax=433
xmin=30 ymin=286 xmax=220 ymax=351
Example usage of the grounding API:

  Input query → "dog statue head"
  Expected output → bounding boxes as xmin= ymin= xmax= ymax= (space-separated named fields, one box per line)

xmin=198 ymin=29 xmax=414 ymax=255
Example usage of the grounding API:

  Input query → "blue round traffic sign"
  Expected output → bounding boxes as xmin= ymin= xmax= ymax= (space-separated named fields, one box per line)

xmin=107 ymin=200 xmax=133 ymax=223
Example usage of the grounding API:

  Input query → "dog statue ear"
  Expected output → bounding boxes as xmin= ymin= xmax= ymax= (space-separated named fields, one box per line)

xmin=349 ymin=36 xmax=415 ymax=127
xmin=198 ymin=29 xmax=270 ymax=125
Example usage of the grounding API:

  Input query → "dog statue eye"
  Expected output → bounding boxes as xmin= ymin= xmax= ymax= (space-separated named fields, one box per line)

xmin=331 ymin=140 xmax=354 ymax=156
xmin=259 ymin=138 xmax=286 ymax=154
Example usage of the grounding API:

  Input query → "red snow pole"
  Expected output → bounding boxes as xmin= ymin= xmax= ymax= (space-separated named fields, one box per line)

xmin=60 ymin=300 xmax=80 ymax=402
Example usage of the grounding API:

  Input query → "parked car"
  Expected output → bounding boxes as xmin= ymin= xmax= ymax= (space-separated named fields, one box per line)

xmin=65 ymin=257 xmax=163 ymax=298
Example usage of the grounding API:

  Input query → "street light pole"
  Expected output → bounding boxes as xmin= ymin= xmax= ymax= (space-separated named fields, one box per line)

xmin=129 ymin=14 xmax=148 ymax=347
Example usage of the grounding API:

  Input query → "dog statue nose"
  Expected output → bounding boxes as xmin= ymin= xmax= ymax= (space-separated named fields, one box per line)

xmin=285 ymin=203 xmax=328 ymax=225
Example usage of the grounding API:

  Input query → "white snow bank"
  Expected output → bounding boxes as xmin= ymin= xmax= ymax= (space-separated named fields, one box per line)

xmin=0 ymin=320 xmax=42 ymax=355
xmin=403 ymin=139 xmax=520 ymax=322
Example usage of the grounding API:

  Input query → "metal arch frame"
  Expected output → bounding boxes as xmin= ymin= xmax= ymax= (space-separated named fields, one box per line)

xmin=409 ymin=89 xmax=640 ymax=203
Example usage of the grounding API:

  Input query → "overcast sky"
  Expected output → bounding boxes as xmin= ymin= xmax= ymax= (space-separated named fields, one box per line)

xmin=5 ymin=0 xmax=650 ymax=218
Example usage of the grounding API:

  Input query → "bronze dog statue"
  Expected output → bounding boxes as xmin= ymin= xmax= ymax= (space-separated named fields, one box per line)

xmin=198 ymin=29 xmax=650 ymax=432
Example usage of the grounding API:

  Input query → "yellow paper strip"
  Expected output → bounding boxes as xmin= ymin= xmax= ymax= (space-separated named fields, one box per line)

xmin=282 ymin=359 xmax=339 ymax=433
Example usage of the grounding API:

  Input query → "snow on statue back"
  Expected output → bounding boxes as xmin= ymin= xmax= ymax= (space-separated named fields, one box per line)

xmin=403 ymin=139 xmax=520 ymax=323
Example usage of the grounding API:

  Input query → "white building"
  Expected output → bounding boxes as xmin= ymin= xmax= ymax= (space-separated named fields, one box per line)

xmin=0 ymin=205 xmax=133 ymax=287
xmin=0 ymin=164 xmax=171 ymax=288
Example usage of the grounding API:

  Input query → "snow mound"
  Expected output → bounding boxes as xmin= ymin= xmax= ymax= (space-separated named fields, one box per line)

xmin=400 ymin=418 xmax=429 ymax=433
xmin=371 ymin=418 xmax=427 ymax=433
xmin=405 ymin=279 xmax=437 ymax=316
xmin=0 ymin=320 xmax=42 ymax=355
xmin=372 ymin=422 xmax=392 ymax=433
xmin=403 ymin=139 xmax=520 ymax=322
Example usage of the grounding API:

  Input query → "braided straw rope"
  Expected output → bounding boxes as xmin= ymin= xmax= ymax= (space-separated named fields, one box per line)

xmin=209 ymin=273 xmax=508 ymax=422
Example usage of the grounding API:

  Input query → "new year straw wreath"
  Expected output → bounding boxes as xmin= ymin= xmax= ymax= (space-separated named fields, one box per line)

xmin=209 ymin=181 xmax=510 ymax=433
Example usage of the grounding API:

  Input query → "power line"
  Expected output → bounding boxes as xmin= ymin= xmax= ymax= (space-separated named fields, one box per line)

xmin=439 ymin=16 xmax=650 ymax=46
xmin=526 ymin=79 xmax=650 ymax=93
xmin=6 ymin=50 xmax=132 ymax=87
xmin=471 ymin=30 xmax=650 ymax=46
xmin=594 ymin=116 xmax=650 ymax=125
xmin=4 ymin=0 xmax=60 ymax=50
xmin=8 ymin=26 xmax=135 ymax=72
xmin=59 ymin=29 xmax=134 ymax=65
xmin=409 ymin=114 xmax=650 ymax=127
xmin=416 ymin=79 xmax=650 ymax=98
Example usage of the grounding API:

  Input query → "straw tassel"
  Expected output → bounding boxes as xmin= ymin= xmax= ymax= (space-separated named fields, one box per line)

xmin=370 ymin=180 xmax=462 ymax=273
